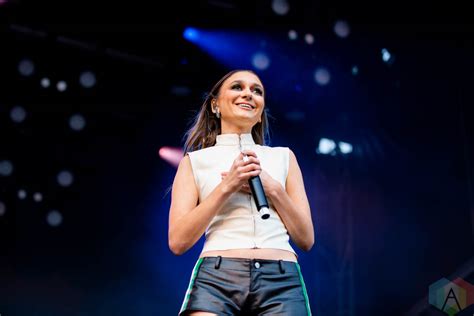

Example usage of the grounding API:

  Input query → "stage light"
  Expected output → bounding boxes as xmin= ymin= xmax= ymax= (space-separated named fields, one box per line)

xmin=18 ymin=58 xmax=35 ymax=77
xmin=56 ymin=80 xmax=67 ymax=92
xmin=57 ymin=170 xmax=74 ymax=187
xmin=18 ymin=189 xmax=27 ymax=200
xmin=0 ymin=160 xmax=13 ymax=176
xmin=304 ymin=34 xmax=314 ymax=45
xmin=272 ymin=0 xmax=290 ymax=15
xmin=339 ymin=141 xmax=353 ymax=154
xmin=288 ymin=30 xmax=298 ymax=40
xmin=47 ymin=210 xmax=63 ymax=227
xmin=334 ymin=20 xmax=350 ymax=38
xmin=381 ymin=48 xmax=395 ymax=64
xmin=351 ymin=66 xmax=359 ymax=75
xmin=317 ymin=138 xmax=336 ymax=155
xmin=183 ymin=27 xmax=200 ymax=42
xmin=158 ymin=146 xmax=184 ymax=168
xmin=251 ymin=52 xmax=270 ymax=70
xmin=0 ymin=201 xmax=5 ymax=216
xmin=40 ymin=77 xmax=51 ymax=88
xmin=69 ymin=114 xmax=86 ymax=131
xmin=33 ymin=192 xmax=43 ymax=202
xmin=10 ymin=105 xmax=27 ymax=123
xmin=79 ymin=71 xmax=96 ymax=88
xmin=314 ymin=67 xmax=330 ymax=86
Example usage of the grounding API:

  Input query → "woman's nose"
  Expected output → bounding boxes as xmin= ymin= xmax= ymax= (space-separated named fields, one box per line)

xmin=242 ymin=88 xmax=253 ymax=99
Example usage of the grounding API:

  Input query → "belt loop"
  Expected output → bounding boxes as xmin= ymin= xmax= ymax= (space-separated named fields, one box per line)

xmin=278 ymin=260 xmax=285 ymax=274
xmin=215 ymin=256 xmax=222 ymax=269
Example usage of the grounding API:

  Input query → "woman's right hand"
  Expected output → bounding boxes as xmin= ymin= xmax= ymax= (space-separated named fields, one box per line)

xmin=221 ymin=150 xmax=261 ymax=194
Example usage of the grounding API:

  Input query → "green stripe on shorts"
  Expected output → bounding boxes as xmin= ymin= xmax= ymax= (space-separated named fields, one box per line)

xmin=179 ymin=257 xmax=204 ymax=314
xmin=296 ymin=262 xmax=312 ymax=316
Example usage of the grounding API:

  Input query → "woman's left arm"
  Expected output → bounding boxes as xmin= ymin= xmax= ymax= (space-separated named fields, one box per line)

xmin=261 ymin=149 xmax=315 ymax=251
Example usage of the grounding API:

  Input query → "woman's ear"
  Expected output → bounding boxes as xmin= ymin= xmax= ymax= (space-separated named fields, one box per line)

xmin=210 ymin=99 xmax=216 ymax=113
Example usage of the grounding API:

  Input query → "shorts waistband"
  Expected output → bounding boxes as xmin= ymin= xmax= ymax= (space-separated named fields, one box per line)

xmin=199 ymin=256 xmax=299 ymax=273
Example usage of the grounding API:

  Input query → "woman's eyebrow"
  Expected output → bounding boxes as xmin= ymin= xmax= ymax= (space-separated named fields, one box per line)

xmin=229 ymin=80 xmax=264 ymax=89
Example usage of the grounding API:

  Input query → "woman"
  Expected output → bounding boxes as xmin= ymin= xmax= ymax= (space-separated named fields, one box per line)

xmin=169 ymin=69 xmax=314 ymax=315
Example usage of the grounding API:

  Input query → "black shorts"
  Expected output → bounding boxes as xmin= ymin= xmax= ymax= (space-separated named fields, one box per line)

xmin=179 ymin=256 xmax=312 ymax=316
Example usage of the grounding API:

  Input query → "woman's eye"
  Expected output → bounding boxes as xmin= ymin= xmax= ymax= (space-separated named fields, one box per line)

xmin=254 ymin=88 xmax=263 ymax=95
xmin=231 ymin=84 xmax=241 ymax=90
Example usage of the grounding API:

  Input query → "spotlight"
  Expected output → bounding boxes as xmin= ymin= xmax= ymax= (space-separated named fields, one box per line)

xmin=288 ymin=30 xmax=298 ymax=40
xmin=0 ymin=160 xmax=14 ymax=176
xmin=381 ymin=48 xmax=395 ymax=65
xmin=158 ymin=146 xmax=184 ymax=168
xmin=33 ymin=192 xmax=43 ymax=202
xmin=10 ymin=105 xmax=27 ymax=123
xmin=317 ymin=138 xmax=336 ymax=155
xmin=56 ymin=80 xmax=67 ymax=92
xmin=271 ymin=0 xmax=289 ymax=15
xmin=351 ymin=66 xmax=359 ymax=75
xmin=57 ymin=170 xmax=74 ymax=187
xmin=40 ymin=77 xmax=51 ymax=88
xmin=338 ymin=141 xmax=353 ymax=154
xmin=18 ymin=189 xmax=27 ymax=200
xmin=314 ymin=68 xmax=331 ymax=86
xmin=79 ymin=71 xmax=96 ymax=88
xmin=69 ymin=114 xmax=86 ymax=131
xmin=304 ymin=34 xmax=314 ymax=45
xmin=251 ymin=52 xmax=270 ymax=71
xmin=183 ymin=27 xmax=200 ymax=42
xmin=334 ymin=20 xmax=350 ymax=38
xmin=18 ymin=59 xmax=35 ymax=77
xmin=47 ymin=210 xmax=63 ymax=227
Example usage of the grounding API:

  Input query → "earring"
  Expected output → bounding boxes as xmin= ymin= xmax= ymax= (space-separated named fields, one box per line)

xmin=213 ymin=103 xmax=221 ymax=119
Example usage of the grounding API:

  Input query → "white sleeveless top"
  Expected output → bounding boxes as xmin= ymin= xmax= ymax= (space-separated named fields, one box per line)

xmin=187 ymin=133 xmax=296 ymax=255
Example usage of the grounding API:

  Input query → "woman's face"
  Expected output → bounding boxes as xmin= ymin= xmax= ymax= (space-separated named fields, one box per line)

xmin=213 ymin=71 xmax=265 ymax=132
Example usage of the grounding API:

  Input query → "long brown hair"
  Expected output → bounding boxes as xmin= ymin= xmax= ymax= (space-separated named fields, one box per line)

xmin=183 ymin=69 xmax=269 ymax=154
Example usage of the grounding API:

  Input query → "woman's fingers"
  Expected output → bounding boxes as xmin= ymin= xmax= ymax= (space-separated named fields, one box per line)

xmin=237 ymin=163 xmax=261 ymax=176
xmin=223 ymin=151 xmax=262 ymax=193
xmin=243 ymin=156 xmax=260 ymax=166
xmin=241 ymin=150 xmax=258 ymax=159
xmin=234 ymin=154 xmax=259 ymax=167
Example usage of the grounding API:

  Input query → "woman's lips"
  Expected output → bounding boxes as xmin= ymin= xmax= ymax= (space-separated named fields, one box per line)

xmin=236 ymin=103 xmax=255 ymax=110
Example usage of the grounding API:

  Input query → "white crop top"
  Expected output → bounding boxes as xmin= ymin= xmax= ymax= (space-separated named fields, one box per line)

xmin=187 ymin=133 xmax=296 ymax=255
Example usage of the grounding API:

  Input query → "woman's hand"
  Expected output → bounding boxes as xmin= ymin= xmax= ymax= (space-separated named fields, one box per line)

xmin=220 ymin=150 xmax=261 ymax=194
xmin=222 ymin=167 xmax=281 ymax=197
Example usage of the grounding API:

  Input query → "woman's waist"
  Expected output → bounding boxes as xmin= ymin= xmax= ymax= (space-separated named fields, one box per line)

xmin=200 ymin=248 xmax=297 ymax=262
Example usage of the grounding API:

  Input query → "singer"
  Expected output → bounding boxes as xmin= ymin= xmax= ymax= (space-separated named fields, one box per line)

xmin=169 ymin=69 xmax=314 ymax=315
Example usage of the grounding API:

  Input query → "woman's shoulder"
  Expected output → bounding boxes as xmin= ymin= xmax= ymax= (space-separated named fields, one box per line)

xmin=186 ymin=145 xmax=221 ymax=161
xmin=258 ymin=144 xmax=291 ymax=154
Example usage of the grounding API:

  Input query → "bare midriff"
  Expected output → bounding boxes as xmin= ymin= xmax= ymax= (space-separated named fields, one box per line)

xmin=200 ymin=248 xmax=297 ymax=262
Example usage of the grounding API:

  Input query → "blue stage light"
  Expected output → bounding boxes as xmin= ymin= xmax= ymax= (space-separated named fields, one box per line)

xmin=183 ymin=27 xmax=200 ymax=42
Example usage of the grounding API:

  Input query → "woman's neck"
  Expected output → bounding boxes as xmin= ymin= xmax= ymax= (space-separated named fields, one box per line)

xmin=220 ymin=123 xmax=252 ymax=135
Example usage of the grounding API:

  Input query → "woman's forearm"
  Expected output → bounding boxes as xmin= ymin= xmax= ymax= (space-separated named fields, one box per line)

xmin=268 ymin=184 xmax=314 ymax=251
xmin=169 ymin=182 xmax=234 ymax=255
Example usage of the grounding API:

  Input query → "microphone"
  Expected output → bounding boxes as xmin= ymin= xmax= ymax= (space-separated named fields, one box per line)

xmin=243 ymin=155 xmax=270 ymax=220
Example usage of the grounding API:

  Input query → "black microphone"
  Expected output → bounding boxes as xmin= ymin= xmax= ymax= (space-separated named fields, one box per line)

xmin=248 ymin=176 xmax=270 ymax=219
xmin=244 ymin=155 xmax=270 ymax=219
